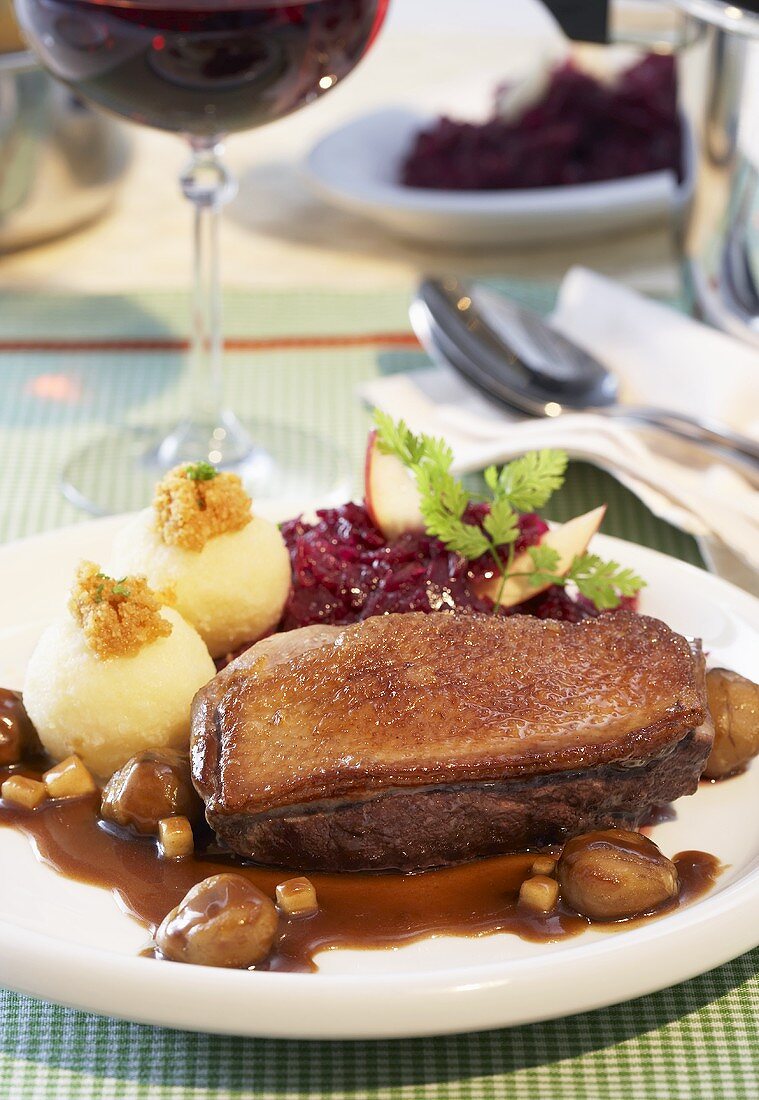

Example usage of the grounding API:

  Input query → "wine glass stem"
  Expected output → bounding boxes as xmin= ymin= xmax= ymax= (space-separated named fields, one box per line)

xmin=179 ymin=135 xmax=238 ymax=440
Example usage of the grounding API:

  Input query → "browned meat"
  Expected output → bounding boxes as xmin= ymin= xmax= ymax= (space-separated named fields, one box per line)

xmin=191 ymin=611 xmax=711 ymax=871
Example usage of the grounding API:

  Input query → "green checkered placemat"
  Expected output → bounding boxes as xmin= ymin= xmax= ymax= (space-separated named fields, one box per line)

xmin=0 ymin=281 xmax=702 ymax=562
xmin=2 ymin=281 xmax=755 ymax=1100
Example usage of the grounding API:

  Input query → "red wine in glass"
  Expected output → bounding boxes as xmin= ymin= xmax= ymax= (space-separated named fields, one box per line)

xmin=16 ymin=0 xmax=388 ymax=134
xmin=14 ymin=0 xmax=390 ymax=513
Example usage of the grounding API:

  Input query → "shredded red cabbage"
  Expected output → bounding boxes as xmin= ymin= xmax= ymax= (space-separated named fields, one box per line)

xmin=279 ymin=501 xmax=621 ymax=630
xmin=401 ymin=55 xmax=682 ymax=191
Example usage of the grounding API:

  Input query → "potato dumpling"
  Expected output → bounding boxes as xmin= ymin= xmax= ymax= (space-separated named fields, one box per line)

xmin=110 ymin=509 xmax=290 ymax=660
xmin=24 ymin=605 xmax=215 ymax=779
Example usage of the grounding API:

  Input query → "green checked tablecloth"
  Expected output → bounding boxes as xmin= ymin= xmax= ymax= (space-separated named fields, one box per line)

xmin=1 ymin=282 xmax=756 ymax=1100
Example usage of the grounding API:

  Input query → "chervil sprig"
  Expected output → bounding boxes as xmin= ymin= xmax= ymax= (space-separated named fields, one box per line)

xmin=371 ymin=411 xmax=645 ymax=611
xmin=525 ymin=544 xmax=562 ymax=585
xmin=373 ymin=410 xmax=450 ymax=470
xmin=565 ymin=554 xmax=645 ymax=610
xmin=482 ymin=495 xmax=520 ymax=550
xmin=375 ymin=412 xmax=516 ymax=572
xmin=490 ymin=450 xmax=568 ymax=512
xmin=522 ymin=546 xmax=645 ymax=607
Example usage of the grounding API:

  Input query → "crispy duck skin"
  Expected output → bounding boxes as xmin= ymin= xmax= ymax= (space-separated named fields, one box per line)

xmin=191 ymin=611 xmax=710 ymax=870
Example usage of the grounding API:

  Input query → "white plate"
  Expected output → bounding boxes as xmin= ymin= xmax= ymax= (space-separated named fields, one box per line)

xmin=1 ymin=514 xmax=758 ymax=1040
xmin=305 ymin=107 xmax=696 ymax=247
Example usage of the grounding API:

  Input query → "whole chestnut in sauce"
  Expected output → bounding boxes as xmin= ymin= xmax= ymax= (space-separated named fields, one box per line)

xmin=100 ymin=749 xmax=203 ymax=835
xmin=155 ymin=874 xmax=278 ymax=968
xmin=557 ymin=829 xmax=679 ymax=922
xmin=0 ymin=689 xmax=39 ymax=766
xmin=703 ymin=668 xmax=759 ymax=781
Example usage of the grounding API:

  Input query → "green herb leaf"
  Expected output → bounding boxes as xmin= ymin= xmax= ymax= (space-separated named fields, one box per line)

xmin=566 ymin=553 xmax=646 ymax=610
xmin=184 ymin=461 xmax=218 ymax=482
xmin=112 ymin=583 xmax=131 ymax=598
xmin=482 ymin=496 xmax=519 ymax=549
xmin=373 ymin=410 xmax=439 ymax=468
xmin=497 ymin=450 xmax=568 ymax=512
xmin=483 ymin=465 xmax=499 ymax=492
xmin=525 ymin=544 xmax=562 ymax=587
xmin=415 ymin=462 xmax=491 ymax=559
xmin=434 ymin=519 xmax=492 ymax=560
xmin=367 ymin=412 xmax=645 ymax=614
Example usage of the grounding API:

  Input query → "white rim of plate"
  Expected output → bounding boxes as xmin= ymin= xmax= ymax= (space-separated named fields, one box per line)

xmin=0 ymin=523 xmax=757 ymax=1038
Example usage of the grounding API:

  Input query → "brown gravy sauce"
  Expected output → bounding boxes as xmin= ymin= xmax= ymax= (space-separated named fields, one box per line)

xmin=0 ymin=683 xmax=723 ymax=973
xmin=0 ymin=759 xmax=722 ymax=973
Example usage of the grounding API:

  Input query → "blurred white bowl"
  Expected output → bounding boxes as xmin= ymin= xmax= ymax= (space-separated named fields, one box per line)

xmin=304 ymin=107 xmax=696 ymax=247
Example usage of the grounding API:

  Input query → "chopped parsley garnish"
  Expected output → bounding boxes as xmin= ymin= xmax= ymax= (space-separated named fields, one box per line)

xmin=184 ymin=461 xmax=219 ymax=482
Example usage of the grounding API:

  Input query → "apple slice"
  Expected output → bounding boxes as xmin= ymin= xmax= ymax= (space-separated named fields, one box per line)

xmin=478 ymin=505 xmax=607 ymax=609
xmin=364 ymin=429 xmax=425 ymax=540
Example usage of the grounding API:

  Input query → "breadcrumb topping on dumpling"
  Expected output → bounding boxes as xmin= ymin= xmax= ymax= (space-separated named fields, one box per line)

xmin=69 ymin=561 xmax=171 ymax=658
xmin=154 ymin=463 xmax=252 ymax=552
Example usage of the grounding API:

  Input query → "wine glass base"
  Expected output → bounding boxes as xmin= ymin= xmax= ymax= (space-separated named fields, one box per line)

xmin=61 ymin=421 xmax=353 ymax=517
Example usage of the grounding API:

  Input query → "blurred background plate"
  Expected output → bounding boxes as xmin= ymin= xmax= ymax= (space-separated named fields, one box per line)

xmin=305 ymin=106 xmax=696 ymax=247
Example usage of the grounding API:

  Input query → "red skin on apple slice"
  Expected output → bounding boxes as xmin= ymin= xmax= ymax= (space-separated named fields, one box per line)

xmin=364 ymin=429 xmax=425 ymax=541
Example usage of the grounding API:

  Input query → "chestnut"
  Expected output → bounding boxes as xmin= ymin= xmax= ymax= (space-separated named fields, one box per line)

xmin=558 ymin=829 xmax=679 ymax=921
xmin=703 ymin=668 xmax=759 ymax=781
xmin=155 ymin=874 xmax=278 ymax=968
xmin=101 ymin=749 xmax=203 ymax=835
xmin=0 ymin=689 xmax=38 ymax=767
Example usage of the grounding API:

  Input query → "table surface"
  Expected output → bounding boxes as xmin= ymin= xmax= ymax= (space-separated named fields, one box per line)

xmin=1 ymin=3 xmax=757 ymax=1098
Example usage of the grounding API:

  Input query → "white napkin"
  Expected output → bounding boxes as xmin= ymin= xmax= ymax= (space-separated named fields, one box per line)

xmin=360 ymin=267 xmax=759 ymax=571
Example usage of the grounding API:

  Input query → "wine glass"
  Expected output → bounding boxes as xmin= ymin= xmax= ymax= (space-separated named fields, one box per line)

xmin=14 ymin=0 xmax=390 ymax=513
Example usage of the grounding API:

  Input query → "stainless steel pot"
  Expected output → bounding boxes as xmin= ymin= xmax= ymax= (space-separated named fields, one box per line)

xmin=540 ymin=0 xmax=759 ymax=346
xmin=0 ymin=50 xmax=131 ymax=252
xmin=673 ymin=1 xmax=759 ymax=345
